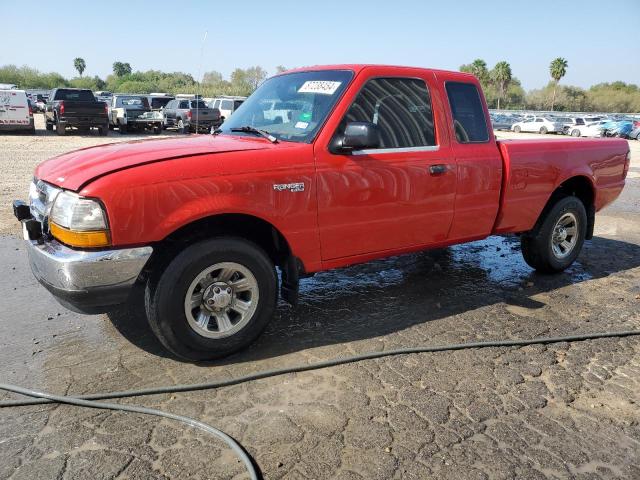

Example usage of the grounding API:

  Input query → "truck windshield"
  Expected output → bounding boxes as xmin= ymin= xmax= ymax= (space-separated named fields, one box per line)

xmin=220 ymin=70 xmax=354 ymax=143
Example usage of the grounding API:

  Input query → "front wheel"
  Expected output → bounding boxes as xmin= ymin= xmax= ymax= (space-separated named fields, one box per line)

xmin=145 ymin=238 xmax=278 ymax=361
xmin=514 ymin=125 xmax=521 ymax=133
xmin=521 ymin=195 xmax=587 ymax=273
xmin=539 ymin=126 xmax=548 ymax=134
xmin=571 ymin=129 xmax=581 ymax=137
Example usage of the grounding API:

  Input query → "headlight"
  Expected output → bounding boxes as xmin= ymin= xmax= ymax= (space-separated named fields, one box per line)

xmin=50 ymin=191 xmax=110 ymax=248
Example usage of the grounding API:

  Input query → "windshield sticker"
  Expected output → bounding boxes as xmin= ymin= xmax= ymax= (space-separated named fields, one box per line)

xmin=297 ymin=81 xmax=342 ymax=95
xmin=295 ymin=121 xmax=309 ymax=129
xmin=299 ymin=112 xmax=312 ymax=122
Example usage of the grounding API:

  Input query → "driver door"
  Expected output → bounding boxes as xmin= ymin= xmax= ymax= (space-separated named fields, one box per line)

xmin=314 ymin=75 xmax=456 ymax=261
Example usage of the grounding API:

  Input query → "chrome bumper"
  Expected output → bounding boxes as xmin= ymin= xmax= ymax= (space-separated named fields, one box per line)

xmin=24 ymin=225 xmax=152 ymax=313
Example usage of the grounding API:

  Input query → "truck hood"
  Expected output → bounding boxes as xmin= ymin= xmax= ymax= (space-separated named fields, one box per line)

xmin=35 ymin=135 xmax=272 ymax=191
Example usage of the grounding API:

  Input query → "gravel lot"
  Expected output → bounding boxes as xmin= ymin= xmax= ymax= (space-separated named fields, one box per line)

xmin=0 ymin=115 xmax=639 ymax=479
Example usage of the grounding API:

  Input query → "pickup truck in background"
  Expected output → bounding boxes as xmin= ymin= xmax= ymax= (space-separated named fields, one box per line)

xmin=44 ymin=88 xmax=109 ymax=136
xmin=163 ymin=98 xmax=221 ymax=133
xmin=14 ymin=65 xmax=630 ymax=361
xmin=109 ymin=94 xmax=163 ymax=134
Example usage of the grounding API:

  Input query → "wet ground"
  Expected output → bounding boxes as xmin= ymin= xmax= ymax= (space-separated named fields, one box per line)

xmin=0 ymin=130 xmax=639 ymax=479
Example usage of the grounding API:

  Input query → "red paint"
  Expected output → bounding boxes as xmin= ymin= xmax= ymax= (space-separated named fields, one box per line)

xmin=35 ymin=65 xmax=629 ymax=274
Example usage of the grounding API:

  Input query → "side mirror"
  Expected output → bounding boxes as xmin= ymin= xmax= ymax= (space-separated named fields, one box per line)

xmin=342 ymin=122 xmax=380 ymax=151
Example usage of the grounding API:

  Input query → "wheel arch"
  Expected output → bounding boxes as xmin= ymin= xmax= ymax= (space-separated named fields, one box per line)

xmin=143 ymin=212 xmax=303 ymax=305
xmin=535 ymin=175 xmax=596 ymax=239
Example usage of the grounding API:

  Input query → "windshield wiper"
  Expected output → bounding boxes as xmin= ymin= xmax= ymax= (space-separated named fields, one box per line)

xmin=230 ymin=126 xmax=278 ymax=143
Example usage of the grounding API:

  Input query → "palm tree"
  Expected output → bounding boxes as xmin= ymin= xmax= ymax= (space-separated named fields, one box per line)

xmin=549 ymin=57 xmax=568 ymax=111
xmin=470 ymin=59 xmax=489 ymax=84
xmin=73 ymin=57 xmax=86 ymax=77
xmin=491 ymin=61 xmax=512 ymax=109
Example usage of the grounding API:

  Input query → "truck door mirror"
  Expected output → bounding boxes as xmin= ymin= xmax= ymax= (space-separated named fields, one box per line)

xmin=337 ymin=122 xmax=380 ymax=153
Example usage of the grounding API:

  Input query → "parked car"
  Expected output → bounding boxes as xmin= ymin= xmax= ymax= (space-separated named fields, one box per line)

xmin=163 ymin=98 xmax=221 ymax=133
xmin=0 ymin=89 xmax=35 ymax=133
xmin=562 ymin=116 xmax=604 ymax=135
xmin=29 ymin=94 xmax=47 ymax=113
xmin=511 ymin=116 xmax=565 ymax=134
xmin=94 ymin=91 xmax=113 ymax=104
xmin=147 ymin=94 xmax=174 ymax=111
xmin=44 ymin=88 xmax=109 ymax=136
xmin=567 ymin=120 xmax=608 ymax=138
xmin=629 ymin=127 xmax=640 ymax=140
xmin=208 ymin=96 xmax=246 ymax=121
xmin=109 ymin=95 xmax=162 ymax=134
xmin=603 ymin=120 xmax=634 ymax=138
xmin=12 ymin=65 xmax=631 ymax=361
xmin=489 ymin=113 xmax=515 ymax=131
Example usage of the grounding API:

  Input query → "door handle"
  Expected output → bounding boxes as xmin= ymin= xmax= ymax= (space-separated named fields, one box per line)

xmin=429 ymin=164 xmax=447 ymax=176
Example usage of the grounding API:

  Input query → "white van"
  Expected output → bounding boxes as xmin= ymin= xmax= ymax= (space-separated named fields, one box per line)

xmin=208 ymin=96 xmax=246 ymax=121
xmin=0 ymin=89 xmax=35 ymax=133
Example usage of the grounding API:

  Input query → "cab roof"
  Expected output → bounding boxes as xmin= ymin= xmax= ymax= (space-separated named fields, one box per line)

xmin=279 ymin=64 xmax=477 ymax=81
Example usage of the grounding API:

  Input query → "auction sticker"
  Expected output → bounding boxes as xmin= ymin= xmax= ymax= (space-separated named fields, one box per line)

xmin=295 ymin=121 xmax=309 ymax=129
xmin=298 ymin=81 xmax=341 ymax=95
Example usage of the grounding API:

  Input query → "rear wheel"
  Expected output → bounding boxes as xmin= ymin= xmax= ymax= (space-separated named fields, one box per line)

xmin=177 ymin=118 xmax=188 ymax=134
xmin=145 ymin=237 xmax=277 ymax=361
xmin=119 ymin=122 xmax=128 ymax=134
xmin=98 ymin=123 xmax=109 ymax=136
xmin=539 ymin=126 xmax=548 ymax=134
xmin=514 ymin=125 xmax=521 ymax=133
xmin=45 ymin=121 xmax=53 ymax=131
xmin=153 ymin=123 xmax=162 ymax=134
xmin=55 ymin=118 xmax=65 ymax=136
xmin=521 ymin=195 xmax=587 ymax=273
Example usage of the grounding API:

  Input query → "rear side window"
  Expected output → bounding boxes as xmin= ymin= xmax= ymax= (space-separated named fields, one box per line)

xmin=341 ymin=77 xmax=436 ymax=148
xmin=445 ymin=82 xmax=489 ymax=143
xmin=179 ymin=101 xmax=189 ymax=109
xmin=55 ymin=89 xmax=96 ymax=101
xmin=190 ymin=100 xmax=208 ymax=109
xmin=221 ymin=100 xmax=233 ymax=110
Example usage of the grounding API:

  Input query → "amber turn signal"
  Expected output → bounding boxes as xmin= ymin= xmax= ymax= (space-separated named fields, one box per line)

xmin=50 ymin=222 xmax=111 ymax=248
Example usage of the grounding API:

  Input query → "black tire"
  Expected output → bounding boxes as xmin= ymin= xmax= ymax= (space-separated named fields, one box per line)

xmin=145 ymin=237 xmax=278 ymax=361
xmin=177 ymin=118 xmax=188 ymax=134
xmin=521 ymin=195 xmax=587 ymax=273
xmin=45 ymin=121 xmax=53 ymax=131
xmin=119 ymin=122 xmax=128 ymax=134
xmin=539 ymin=126 xmax=548 ymax=134
xmin=153 ymin=124 xmax=162 ymax=134
xmin=571 ymin=129 xmax=580 ymax=137
xmin=514 ymin=125 xmax=521 ymax=133
xmin=99 ymin=123 xmax=109 ymax=136
xmin=56 ymin=118 xmax=65 ymax=136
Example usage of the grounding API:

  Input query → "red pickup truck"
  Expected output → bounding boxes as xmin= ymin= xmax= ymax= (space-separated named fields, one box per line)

xmin=14 ymin=65 xmax=630 ymax=360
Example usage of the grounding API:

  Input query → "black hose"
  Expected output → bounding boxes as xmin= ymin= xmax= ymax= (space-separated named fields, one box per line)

xmin=0 ymin=383 xmax=259 ymax=480
xmin=2 ymin=330 xmax=639 ymax=480
xmin=2 ymin=330 xmax=639 ymax=409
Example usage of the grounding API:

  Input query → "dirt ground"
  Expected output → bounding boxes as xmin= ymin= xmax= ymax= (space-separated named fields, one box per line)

xmin=0 ymin=115 xmax=639 ymax=479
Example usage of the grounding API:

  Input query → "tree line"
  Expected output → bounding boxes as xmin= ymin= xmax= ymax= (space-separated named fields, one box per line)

xmin=1 ymin=57 xmax=639 ymax=113
xmin=459 ymin=57 xmax=640 ymax=112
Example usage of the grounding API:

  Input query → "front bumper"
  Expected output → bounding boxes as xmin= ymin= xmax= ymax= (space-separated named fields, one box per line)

xmin=19 ymin=214 xmax=152 ymax=314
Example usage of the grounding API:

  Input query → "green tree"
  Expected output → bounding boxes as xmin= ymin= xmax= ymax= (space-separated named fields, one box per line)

xmin=73 ymin=57 xmax=86 ymax=77
xmin=549 ymin=57 xmax=568 ymax=111
xmin=112 ymin=61 xmax=132 ymax=77
xmin=460 ymin=59 xmax=489 ymax=84
xmin=275 ymin=65 xmax=288 ymax=74
xmin=491 ymin=61 xmax=512 ymax=109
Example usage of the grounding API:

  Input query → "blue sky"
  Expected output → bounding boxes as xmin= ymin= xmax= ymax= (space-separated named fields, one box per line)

xmin=2 ymin=0 xmax=638 ymax=90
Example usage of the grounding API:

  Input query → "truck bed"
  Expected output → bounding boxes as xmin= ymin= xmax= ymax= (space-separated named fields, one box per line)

xmin=494 ymin=138 xmax=629 ymax=234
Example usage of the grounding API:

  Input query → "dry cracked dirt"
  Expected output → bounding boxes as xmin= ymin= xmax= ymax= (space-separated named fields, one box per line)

xmin=0 ymin=118 xmax=639 ymax=479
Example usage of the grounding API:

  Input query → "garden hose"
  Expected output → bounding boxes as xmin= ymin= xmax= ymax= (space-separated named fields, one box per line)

xmin=2 ymin=329 xmax=640 ymax=479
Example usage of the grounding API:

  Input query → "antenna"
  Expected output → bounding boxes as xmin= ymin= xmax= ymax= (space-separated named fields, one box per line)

xmin=195 ymin=30 xmax=208 ymax=134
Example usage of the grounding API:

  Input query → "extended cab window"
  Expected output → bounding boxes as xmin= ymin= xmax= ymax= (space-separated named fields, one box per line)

xmin=339 ymin=78 xmax=436 ymax=148
xmin=445 ymin=82 xmax=489 ymax=143
xmin=179 ymin=101 xmax=189 ymax=109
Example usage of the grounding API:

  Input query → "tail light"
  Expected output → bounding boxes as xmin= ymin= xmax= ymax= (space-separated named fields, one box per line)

xmin=104 ymin=103 xmax=108 ymax=115
xmin=186 ymin=110 xmax=192 ymax=119
xmin=59 ymin=101 xmax=65 ymax=115
xmin=28 ymin=104 xmax=33 ymax=116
